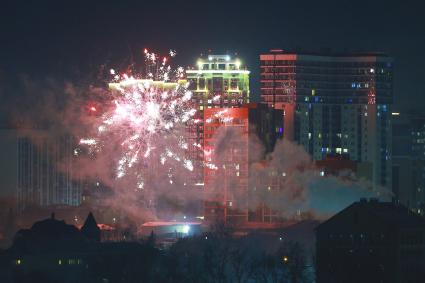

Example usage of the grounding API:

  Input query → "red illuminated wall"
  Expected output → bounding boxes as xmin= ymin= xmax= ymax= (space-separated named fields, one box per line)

xmin=203 ymin=108 xmax=249 ymax=225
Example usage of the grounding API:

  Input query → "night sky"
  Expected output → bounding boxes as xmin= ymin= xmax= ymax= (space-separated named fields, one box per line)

xmin=1 ymin=0 xmax=425 ymax=113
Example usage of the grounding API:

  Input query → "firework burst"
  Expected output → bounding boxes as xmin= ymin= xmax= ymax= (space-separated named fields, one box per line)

xmin=80 ymin=49 xmax=196 ymax=189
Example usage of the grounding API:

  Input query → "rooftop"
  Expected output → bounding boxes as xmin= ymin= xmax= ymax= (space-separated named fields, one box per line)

xmin=263 ymin=49 xmax=390 ymax=58
xmin=187 ymin=54 xmax=249 ymax=73
xmin=317 ymin=199 xmax=425 ymax=231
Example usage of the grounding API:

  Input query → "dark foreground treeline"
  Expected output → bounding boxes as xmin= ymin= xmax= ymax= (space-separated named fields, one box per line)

xmin=160 ymin=231 xmax=313 ymax=283
xmin=0 ymin=226 xmax=314 ymax=283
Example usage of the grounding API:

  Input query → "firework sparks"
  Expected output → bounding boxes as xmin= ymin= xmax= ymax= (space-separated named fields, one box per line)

xmin=80 ymin=50 xmax=197 ymax=188
xmin=80 ymin=138 xmax=97 ymax=146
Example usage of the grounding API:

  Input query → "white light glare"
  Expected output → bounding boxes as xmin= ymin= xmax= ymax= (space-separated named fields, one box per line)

xmin=182 ymin=225 xmax=190 ymax=234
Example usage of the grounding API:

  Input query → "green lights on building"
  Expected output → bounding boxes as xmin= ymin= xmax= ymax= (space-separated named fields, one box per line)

xmin=186 ymin=55 xmax=250 ymax=106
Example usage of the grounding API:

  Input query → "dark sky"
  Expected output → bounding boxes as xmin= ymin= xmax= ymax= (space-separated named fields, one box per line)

xmin=1 ymin=0 xmax=425 ymax=111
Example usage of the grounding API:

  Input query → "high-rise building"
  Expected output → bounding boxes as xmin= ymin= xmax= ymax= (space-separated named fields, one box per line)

xmin=260 ymin=50 xmax=393 ymax=190
xmin=203 ymin=107 xmax=249 ymax=224
xmin=186 ymin=55 xmax=288 ymax=225
xmin=392 ymin=112 xmax=425 ymax=213
xmin=16 ymin=131 xmax=82 ymax=211
xmin=1 ymin=122 xmax=83 ymax=212
xmin=186 ymin=55 xmax=250 ymax=185
xmin=203 ymin=104 xmax=283 ymax=225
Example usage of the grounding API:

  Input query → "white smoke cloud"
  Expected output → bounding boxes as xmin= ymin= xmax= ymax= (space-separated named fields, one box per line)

xmin=10 ymin=77 xmax=391 ymax=227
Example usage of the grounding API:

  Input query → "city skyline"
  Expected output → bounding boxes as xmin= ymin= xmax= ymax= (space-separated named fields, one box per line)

xmin=1 ymin=2 xmax=425 ymax=282
xmin=0 ymin=49 xmax=392 ymax=224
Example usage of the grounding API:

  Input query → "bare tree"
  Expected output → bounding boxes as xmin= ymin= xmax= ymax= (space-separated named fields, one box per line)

xmin=229 ymin=245 xmax=251 ymax=283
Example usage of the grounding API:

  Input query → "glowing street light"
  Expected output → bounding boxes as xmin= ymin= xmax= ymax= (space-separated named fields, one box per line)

xmin=183 ymin=225 xmax=190 ymax=234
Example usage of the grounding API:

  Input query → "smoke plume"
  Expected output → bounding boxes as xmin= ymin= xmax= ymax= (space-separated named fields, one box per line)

xmin=7 ymin=76 xmax=390 ymax=227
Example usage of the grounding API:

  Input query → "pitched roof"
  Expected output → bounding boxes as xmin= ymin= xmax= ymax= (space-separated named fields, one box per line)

xmin=82 ymin=212 xmax=98 ymax=230
xmin=317 ymin=200 xmax=425 ymax=231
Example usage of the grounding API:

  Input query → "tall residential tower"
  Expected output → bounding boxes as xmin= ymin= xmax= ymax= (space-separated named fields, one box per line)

xmin=392 ymin=112 xmax=425 ymax=213
xmin=260 ymin=50 xmax=393 ymax=189
xmin=186 ymin=55 xmax=250 ymax=185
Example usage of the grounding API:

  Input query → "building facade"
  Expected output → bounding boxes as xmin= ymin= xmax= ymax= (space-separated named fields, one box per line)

xmin=260 ymin=50 xmax=393 ymax=190
xmin=17 ymin=132 xmax=83 ymax=211
xmin=203 ymin=107 xmax=250 ymax=225
xmin=203 ymin=104 xmax=283 ymax=225
xmin=316 ymin=199 xmax=425 ymax=283
xmin=186 ymin=55 xmax=250 ymax=109
xmin=186 ymin=55 xmax=250 ymax=187
xmin=392 ymin=112 xmax=425 ymax=214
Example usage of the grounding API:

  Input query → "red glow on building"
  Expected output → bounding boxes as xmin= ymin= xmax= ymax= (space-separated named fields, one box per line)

xmin=203 ymin=108 xmax=249 ymax=225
